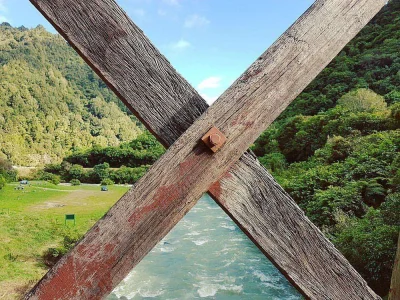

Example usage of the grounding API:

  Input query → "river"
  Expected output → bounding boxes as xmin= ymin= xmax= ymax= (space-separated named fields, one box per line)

xmin=107 ymin=194 xmax=301 ymax=299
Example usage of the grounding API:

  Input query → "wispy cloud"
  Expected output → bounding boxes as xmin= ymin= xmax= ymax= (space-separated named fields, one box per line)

xmin=170 ymin=39 xmax=191 ymax=50
xmin=200 ymin=93 xmax=218 ymax=105
xmin=184 ymin=14 xmax=210 ymax=29
xmin=197 ymin=76 xmax=221 ymax=90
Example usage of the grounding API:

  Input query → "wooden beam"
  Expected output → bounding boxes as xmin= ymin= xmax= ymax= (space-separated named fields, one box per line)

xmin=389 ymin=234 xmax=400 ymax=300
xmin=210 ymin=152 xmax=379 ymax=299
xmin=27 ymin=0 xmax=385 ymax=299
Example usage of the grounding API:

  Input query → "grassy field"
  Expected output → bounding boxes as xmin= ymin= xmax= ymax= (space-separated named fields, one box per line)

xmin=0 ymin=181 xmax=130 ymax=299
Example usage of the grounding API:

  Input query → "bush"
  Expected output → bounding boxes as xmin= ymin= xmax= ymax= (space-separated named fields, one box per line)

xmin=64 ymin=132 xmax=165 ymax=168
xmin=67 ymin=164 xmax=85 ymax=181
xmin=42 ymin=232 xmax=81 ymax=267
xmin=93 ymin=162 xmax=110 ymax=181
xmin=38 ymin=171 xmax=61 ymax=185
xmin=0 ymin=175 xmax=6 ymax=190
xmin=100 ymin=178 xmax=114 ymax=186
xmin=42 ymin=247 xmax=67 ymax=267
xmin=70 ymin=179 xmax=81 ymax=186
xmin=109 ymin=166 xmax=148 ymax=184
xmin=43 ymin=163 xmax=62 ymax=174
xmin=0 ymin=158 xmax=17 ymax=182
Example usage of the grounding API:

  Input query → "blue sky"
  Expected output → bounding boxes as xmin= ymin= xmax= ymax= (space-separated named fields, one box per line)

xmin=0 ymin=0 xmax=315 ymax=104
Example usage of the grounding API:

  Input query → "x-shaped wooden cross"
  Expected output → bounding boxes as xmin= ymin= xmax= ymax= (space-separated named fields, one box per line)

xmin=25 ymin=0 xmax=386 ymax=299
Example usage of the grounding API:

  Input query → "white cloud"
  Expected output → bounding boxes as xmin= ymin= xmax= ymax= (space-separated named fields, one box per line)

xmin=0 ymin=16 xmax=7 ymax=22
xmin=197 ymin=76 xmax=221 ymax=90
xmin=184 ymin=14 xmax=210 ymax=28
xmin=170 ymin=39 xmax=191 ymax=50
xmin=200 ymin=93 xmax=218 ymax=105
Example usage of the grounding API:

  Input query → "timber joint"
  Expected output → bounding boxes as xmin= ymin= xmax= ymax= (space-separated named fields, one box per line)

xmin=201 ymin=126 xmax=227 ymax=153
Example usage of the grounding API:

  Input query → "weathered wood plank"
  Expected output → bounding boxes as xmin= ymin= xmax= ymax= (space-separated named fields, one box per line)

xmin=27 ymin=0 xmax=385 ymax=299
xmin=389 ymin=234 xmax=400 ymax=300
xmin=210 ymin=152 xmax=379 ymax=299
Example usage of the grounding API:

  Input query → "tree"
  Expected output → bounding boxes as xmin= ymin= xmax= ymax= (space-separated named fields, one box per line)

xmin=93 ymin=162 xmax=110 ymax=181
xmin=337 ymin=89 xmax=387 ymax=113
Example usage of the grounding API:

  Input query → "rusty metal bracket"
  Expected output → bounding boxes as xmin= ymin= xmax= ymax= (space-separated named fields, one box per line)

xmin=201 ymin=126 xmax=227 ymax=153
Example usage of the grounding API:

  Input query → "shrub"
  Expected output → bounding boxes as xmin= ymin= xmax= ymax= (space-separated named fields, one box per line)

xmin=93 ymin=162 xmax=110 ymax=181
xmin=67 ymin=164 xmax=85 ymax=181
xmin=0 ymin=175 xmax=6 ymax=190
xmin=42 ymin=247 xmax=66 ymax=267
xmin=100 ymin=178 xmax=114 ymax=186
xmin=70 ymin=179 xmax=81 ymax=186
xmin=109 ymin=166 xmax=148 ymax=184
xmin=0 ymin=158 xmax=17 ymax=182
xmin=43 ymin=163 xmax=62 ymax=174
xmin=39 ymin=171 xmax=61 ymax=185
xmin=42 ymin=232 xmax=81 ymax=267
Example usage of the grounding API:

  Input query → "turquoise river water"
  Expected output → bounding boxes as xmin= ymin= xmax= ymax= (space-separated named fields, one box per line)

xmin=107 ymin=195 xmax=302 ymax=300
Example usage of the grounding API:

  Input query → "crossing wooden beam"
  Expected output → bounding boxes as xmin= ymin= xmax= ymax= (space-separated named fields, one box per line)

xmin=26 ymin=0 xmax=385 ymax=299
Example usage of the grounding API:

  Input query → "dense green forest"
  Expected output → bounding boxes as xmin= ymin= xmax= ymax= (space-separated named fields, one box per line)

xmin=0 ymin=23 xmax=142 ymax=166
xmin=0 ymin=0 xmax=398 ymax=297
xmin=252 ymin=1 xmax=400 ymax=295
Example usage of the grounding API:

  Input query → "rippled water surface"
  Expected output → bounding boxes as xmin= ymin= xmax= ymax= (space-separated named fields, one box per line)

xmin=108 ymin=195 xmax=301 ymax=299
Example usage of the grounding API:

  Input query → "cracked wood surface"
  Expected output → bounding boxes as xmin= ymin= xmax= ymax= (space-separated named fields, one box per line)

xmin=27 ymin=0 xmax=385 ymax=299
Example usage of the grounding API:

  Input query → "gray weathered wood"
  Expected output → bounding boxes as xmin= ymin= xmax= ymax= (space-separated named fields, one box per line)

xmin=27 ymin=0 xmax=385 ymax=299
xmin=210 ymin=152 xmax=379 ymax=299
xmin=389 ymin=234 xmax=400 ymax=300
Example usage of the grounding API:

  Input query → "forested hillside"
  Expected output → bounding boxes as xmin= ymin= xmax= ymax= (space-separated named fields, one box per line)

xmin=253 ymin=1 xmax=399 ymax=295
xmin=0 ymin=0 xmax=398 ymax=297
xmin=0 ymin=23 xmax=142 ymax=166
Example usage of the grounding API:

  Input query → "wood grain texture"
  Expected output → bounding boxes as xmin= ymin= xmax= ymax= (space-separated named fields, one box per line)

xmin=30 ymin=0 xmax=208 ymax=148
xmin=26 ymin=0 xmax=385 ymax=299
xmin=209 ymin=152 xmax=379 ymax=299
xmin=389 ymin=234 xmax=400 ymax=300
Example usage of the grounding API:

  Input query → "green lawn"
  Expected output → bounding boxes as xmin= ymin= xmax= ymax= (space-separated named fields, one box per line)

xmin=0 ymin=181 xmax=129 ymax=299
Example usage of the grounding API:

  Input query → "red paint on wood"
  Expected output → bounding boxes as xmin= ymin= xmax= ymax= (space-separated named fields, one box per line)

xmin=179 ymin=156 xmax=199 ymax=176
xmin=35 ymin=242 xmax=119 ymax=299
xmin=208 ymin=171 xmax=233 ymax=204
xmin=128 ymin=183 xmax=180 ymax=225
xmin=36 ymin=255 xmax=76 ymax=300
xmin=208 ymin=181 xmax=222 ymax=199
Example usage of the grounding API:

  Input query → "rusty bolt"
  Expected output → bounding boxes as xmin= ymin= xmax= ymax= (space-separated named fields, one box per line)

xmin=201 ymin=126 xmax=227 ymax=153
xmin=209 ymin=133 xmax=221 ymax=146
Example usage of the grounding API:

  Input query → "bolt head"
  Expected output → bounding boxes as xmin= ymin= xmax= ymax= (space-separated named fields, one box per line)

xmin=201 ymin=126 xmax=227 ymax=153
xmin=209 ymin=133 xmax=221 ymax=146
